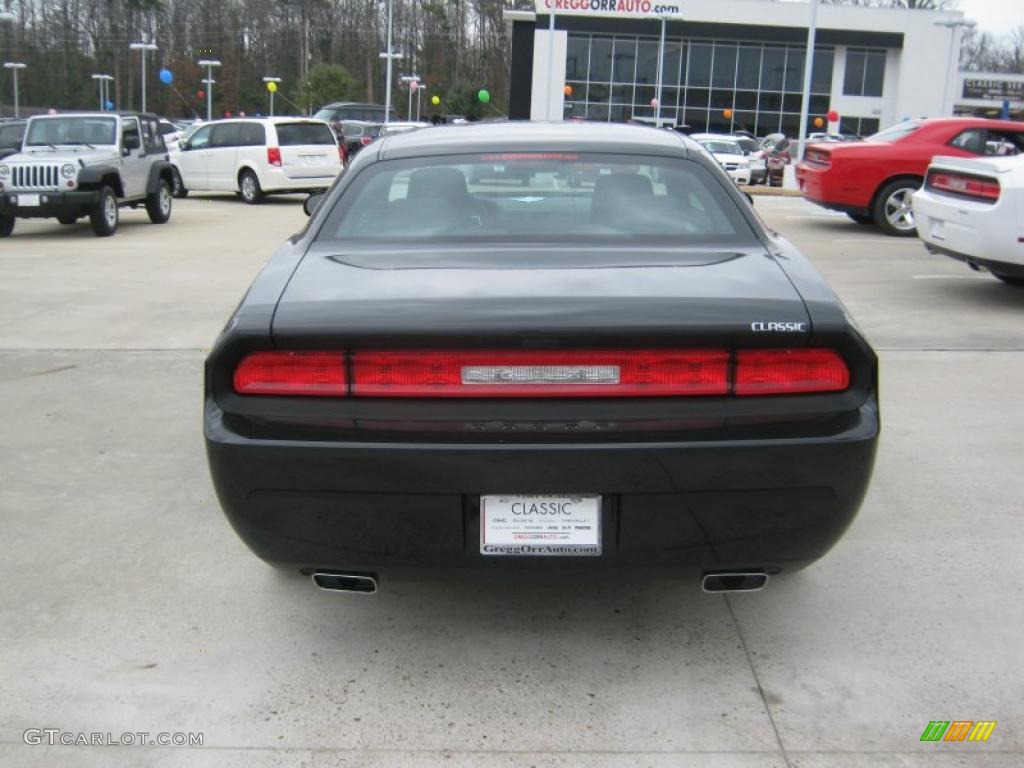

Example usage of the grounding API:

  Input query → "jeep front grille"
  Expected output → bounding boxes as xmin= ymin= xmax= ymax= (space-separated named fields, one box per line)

xmin=11 ymin=164 xmax=62 ymax=190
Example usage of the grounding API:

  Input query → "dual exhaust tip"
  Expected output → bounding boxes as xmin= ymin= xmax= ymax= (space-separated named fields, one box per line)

xmin=312 ymin=570 xmax=767 ymax=594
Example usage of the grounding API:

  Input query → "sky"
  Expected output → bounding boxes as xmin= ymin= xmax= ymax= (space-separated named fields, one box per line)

xmin=948 ymin=0 xmax=1020 ymax=34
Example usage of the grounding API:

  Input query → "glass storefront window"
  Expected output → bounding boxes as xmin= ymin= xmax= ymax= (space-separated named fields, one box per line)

xmin=688 ymin=44 xmax=713 ymax=87
xmin=636 ymin=40 xmax=659 ymax=84
xmin=589 ymin=37 xmax=612 ymax=83
xmin=844 ymin=48 xmax=886 ymax=97
xmin=564 ymin=32 xmax=837 ymax=136
xmin=712 ymin=44 xmax=737 ymax=89
xmin=612 ymin=38 xmax=637 ymax=83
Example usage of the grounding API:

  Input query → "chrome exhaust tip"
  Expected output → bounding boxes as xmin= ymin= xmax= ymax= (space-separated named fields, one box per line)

xmin=311 ymin=572 xmax=378 ymax=594
xmin=702 ymin=571 xmax=768 ymax=593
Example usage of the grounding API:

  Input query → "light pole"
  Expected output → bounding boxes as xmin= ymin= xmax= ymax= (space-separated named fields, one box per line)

xmin=654 ymin=15 xmax=670 ymax=125
xmin=795 ymin=0 xmax=820 ymax=162
xmin=416 ymin=84 xmax=425 ymax=122
xmin=400 ymin=74 xmax=420 ymax=121
xmin=92 ymin=73 xmax=113 ymax=110
xmin=545 ymin=2 xmax=557 ymax=119
xmin=262 ymin=76 xmax=281 ymax=116
xmin=198 ymin=59 xmax=221 ymax=122
xmin=934 ymin=18 xmax=976 ymax=117
xmin=129 ymin=39 xmax=158 ymax=112
xmin=4 ymin=61 xmax=25 ymax=117
xmin=378 ymin=0 xmax=403 ymax=124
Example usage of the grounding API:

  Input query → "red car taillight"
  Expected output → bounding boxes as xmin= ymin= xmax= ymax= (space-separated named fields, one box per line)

xmin=233 ymin=349 xmax=850 ymax=397
xmin=267 ymin=147 xmax=282 ymax=166
xmin=338 ymin=145 xmax=346 ymax=163
xmin=804 ymin=148 xmax=831 ymax=167
xmin=234 ymin=352 xmax=347 ymax=396
xmin=735 ymin=349 xmax=849 ymax=396
xmin=926 ymin=170 xmax=999 ymax=203
xmin=360 ymin=136 xmax=373 ymax=146
xmin=349 ymin=350 xmax=731 ymax=398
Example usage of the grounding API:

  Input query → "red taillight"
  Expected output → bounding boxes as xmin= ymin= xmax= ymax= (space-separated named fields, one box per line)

xmin=232 ymin=348 xmax=851 ymax=398
xmin=349 ymin=350 xmax=730 ymax=398
xmin=360 ymin=136 xmax=372 ymax=146
xmin=927 ymin=170 xmax=999 ymax=202
xmin=267 ymin=147 xmax=282 ymax=166
xmin=804 ymin=148 xmax=831 ymax=167
xmin=234 ymin=352 xmax=347 ymax=396
xmin=735 ymin=349 xmax=849 ymax=396
xmin=338 ymin=145 xmax=346 ymax=162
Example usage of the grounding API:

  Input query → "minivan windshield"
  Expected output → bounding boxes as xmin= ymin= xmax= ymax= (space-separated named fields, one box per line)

xmin=315 ymin=153 xmax=755 ymax=245
xmin=26 ymin=116 xmax=117 ymax=146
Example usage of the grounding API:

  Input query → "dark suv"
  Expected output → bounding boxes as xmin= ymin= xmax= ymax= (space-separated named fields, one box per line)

xmin=0 ymin=119 xmax=26 ymax=160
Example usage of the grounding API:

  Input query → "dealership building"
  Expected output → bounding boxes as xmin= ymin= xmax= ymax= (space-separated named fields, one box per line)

xmin=505 ymin=0 xmax=1018 ymax=136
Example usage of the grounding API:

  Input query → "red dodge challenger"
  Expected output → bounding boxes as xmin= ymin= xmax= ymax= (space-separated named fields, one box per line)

xmin=796 ymin=117 xmax=1024 ymax=236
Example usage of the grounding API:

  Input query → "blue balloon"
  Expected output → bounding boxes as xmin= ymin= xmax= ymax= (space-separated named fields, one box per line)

xmin=105 ymin=100 xmax=114 ymax=111
xmin=159 ymin=68 xmax=173 ymax=85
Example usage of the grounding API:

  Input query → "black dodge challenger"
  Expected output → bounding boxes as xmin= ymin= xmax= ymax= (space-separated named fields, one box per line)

xmin=204 ymin=122 xmax=878 ymax=593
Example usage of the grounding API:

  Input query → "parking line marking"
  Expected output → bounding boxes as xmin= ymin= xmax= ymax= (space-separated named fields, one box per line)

xmin=912 ymin=274 xmax=991 ymax=280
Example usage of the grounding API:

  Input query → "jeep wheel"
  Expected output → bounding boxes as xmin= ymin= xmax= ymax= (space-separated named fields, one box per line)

xmin=57 ymin=214 xmax=78 ymax=225
xmin=89 ymin=186 xmax=119 ymax=237
xmin=239 ymin=170 xmax=263 ymax=204
xmin=146 ymin=180 xmax=172 ymax=224
xmin=171 ymin=168 xmax=188 ymax=198
xmin=0 ymin=213 xmax=14 ymax=237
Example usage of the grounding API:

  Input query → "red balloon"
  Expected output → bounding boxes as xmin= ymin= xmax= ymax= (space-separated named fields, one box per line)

xmin=197 ymin=90 xmax=205 ymax=99
xmin=827 ymin=110 xmax=839 ymax=122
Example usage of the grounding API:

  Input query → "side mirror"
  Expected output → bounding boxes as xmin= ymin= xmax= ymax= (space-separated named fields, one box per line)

xmin=123 ymin=134 xmax=141 ymax=152
xmin=179 ymin=139 xmax=190 ymax=151
xmin=303 ymin=192 xmax=324 ymax=217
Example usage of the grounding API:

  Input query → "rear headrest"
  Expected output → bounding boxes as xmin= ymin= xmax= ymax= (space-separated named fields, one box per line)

xmin=407 ymin=167 xmax=469 ymax=201
xmin=591 ymin=173 xmax=655 ymax=220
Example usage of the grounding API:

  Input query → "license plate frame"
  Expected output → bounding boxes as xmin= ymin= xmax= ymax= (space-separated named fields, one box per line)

xmin=480 ymin=494 xmax=601 ymax=556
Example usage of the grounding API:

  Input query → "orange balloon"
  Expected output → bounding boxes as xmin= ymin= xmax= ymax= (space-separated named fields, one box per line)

xmin=563 ymin=84 xmax=573 ymax=97
xmin=813 ymin=116 xmax=824 ymax=128
xmin=722 ymin=108 xmax=733 ymax=119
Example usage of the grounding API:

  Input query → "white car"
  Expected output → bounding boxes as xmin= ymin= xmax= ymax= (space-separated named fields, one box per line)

xmin=912 ymin=154 xmax=1024 ymax=286
xmin=690 ymin=133 xmax=750 ymax=185
xmin=171 ymin=117 xmax=343 ymax=204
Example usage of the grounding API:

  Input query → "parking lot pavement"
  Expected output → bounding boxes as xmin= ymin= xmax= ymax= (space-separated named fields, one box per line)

xmin=1 ymin=194 xmax=1021 ymax=767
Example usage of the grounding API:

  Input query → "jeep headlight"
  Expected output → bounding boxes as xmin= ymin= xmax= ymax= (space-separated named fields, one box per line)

xmin=61 ymin=163 xmax=76 ymax=179
xmin=0 ymin=165 xmax=9 ymax=181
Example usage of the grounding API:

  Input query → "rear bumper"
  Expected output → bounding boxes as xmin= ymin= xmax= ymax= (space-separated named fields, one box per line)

xmin=912 ymin=188 xmax=1023 ymax=271
xmin=205 ymin=397 xmax=879 ymax=575
xmin=261 ymin=166 xmax=341 ymax=193
xmin=795 ymin=163 xmax=871 ymax=214
xmin=0 ymin=189 xmax=100 ymax=218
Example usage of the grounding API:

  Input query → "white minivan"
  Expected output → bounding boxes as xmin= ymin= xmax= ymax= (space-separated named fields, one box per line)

xmin=171 ymin=118 xmax=343 ymax=203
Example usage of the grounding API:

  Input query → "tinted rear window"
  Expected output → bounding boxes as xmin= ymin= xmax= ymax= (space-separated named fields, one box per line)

xmin=315 ymin=153 xmax=755 ymax=245
xmin=869 ymin=121 xmax=920 ymax=142
xmin=275 ymin=122 xmax=335 ymax=146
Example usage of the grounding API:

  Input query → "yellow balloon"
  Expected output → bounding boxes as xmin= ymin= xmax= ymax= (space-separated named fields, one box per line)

xmin=266 ymin=81 xmax=278 ymax=93
xmin=431 ymin=95 xmax=440 ymax=106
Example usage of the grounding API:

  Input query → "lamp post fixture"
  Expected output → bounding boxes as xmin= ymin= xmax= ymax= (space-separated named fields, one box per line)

xmin=262 ymin=76 xmax=282 ymax=116
xmin=934 ymin=18 xmax=977 ymax=116
xmin=3 ymin=61 xmax=25 ymax=117
xmin=654 ymin=15 xmax=672 ymax=126
xmin=400 ymin=74 xmax=420 ymax=121
xmin=92 ymin=73 xmax=114 ymax=111
xmin=795 ymin=0 xmax=820 ymax=163
xmin=198 ymin=59 xmax=221 ymax=121
xmin=129 ymin=39 xmax=158 ymax=112
xmin=377 ymin=0 xmax=403 ymax=124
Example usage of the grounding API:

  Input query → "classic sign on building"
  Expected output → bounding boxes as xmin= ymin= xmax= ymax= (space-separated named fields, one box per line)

xmin=962 ymin=78 xmax=1024 ymax=102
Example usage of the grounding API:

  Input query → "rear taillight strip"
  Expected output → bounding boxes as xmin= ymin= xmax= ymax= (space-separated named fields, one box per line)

xmin=233 ymin=349 xmax=849 ymax=398
xmin=926 ymin=170 xmax=999 ymax=202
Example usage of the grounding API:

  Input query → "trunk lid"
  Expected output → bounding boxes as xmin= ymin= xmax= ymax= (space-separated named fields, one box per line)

xmin=272 ymin=243 xmax=811 ymax=346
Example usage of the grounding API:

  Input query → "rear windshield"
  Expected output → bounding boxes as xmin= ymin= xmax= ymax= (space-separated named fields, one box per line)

xmin=275 ymin=122 xmax=336 ymax=146
xmin=869 ymin=121 xmax=920 ymax=142
xmin=315 ymin=106 xmax=395 ymax=123
xmin=314 ymin=153 xmax=755 ymax=245
xmin=699 ymin=140 xmax=742 ymax=155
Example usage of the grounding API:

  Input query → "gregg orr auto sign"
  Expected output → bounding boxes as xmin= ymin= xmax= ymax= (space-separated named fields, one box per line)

xmin=537 ymin=0 xmax=684 ymax=18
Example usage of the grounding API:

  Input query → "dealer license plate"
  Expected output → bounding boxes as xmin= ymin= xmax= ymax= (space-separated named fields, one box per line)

xmin=19 ymin=193 xmax=41 ymax=207
xmin=480 ymin=494 xmax=601 ymax=556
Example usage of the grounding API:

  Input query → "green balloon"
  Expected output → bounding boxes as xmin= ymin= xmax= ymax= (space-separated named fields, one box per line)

xmin=477 ymin=89 xmax=490 ymax=104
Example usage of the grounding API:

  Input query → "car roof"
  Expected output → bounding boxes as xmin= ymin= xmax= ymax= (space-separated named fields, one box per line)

xmin=377 ymin=121 xmax=693 ymax=159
